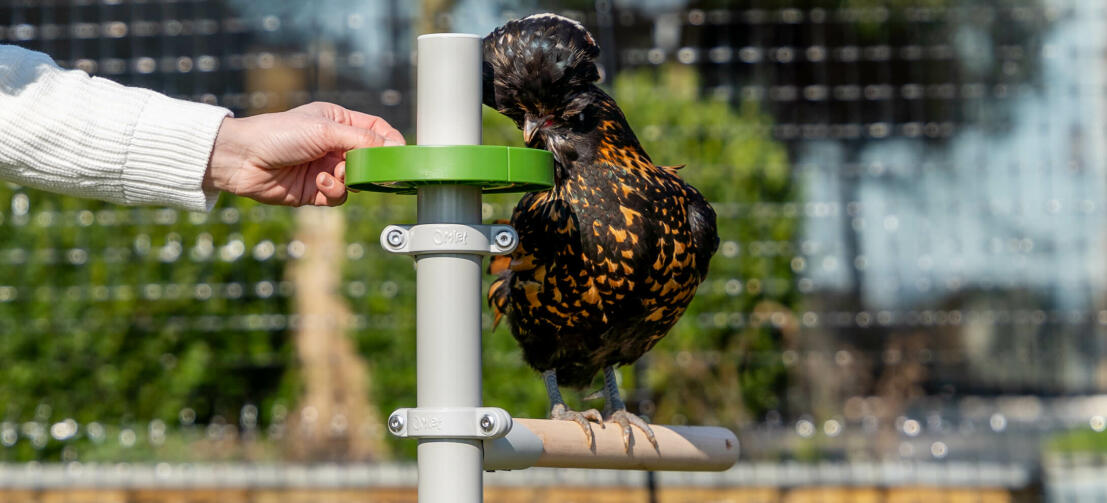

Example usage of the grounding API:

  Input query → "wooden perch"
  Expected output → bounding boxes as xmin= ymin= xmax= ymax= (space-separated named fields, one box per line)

xmin=484 ymin=418 xmax=739 ymax=472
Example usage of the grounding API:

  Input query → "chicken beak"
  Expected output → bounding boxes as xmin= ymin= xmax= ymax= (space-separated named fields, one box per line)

xmin=523 ymin=116 xmax=541 ymax=144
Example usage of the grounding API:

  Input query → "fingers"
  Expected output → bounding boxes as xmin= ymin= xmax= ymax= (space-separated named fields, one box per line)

xmin=334 ymin=160 xmax=346 ymax=185
xmin=381 ymin=129 xmax=405 ymax=146
xmin=314 ymin=171 xmax=347 ymax=206
xmin=303 ymin=151 xmax=348 ymax=207
xmin=303 ymin=102 xmax=406 ymax=147
xmin=324 ymin=121 xmax=402 ymax=152
xmin=335 ymin=160 xmax=360 ymax=193
xmin=342 ymin=109 xmax=406 ymax=146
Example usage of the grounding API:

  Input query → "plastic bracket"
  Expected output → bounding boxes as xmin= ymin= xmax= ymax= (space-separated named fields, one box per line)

xmin=379 ymin=224 xmax=517 ymax=256
xmin=387 ymin=407 xmax=513 ymax=440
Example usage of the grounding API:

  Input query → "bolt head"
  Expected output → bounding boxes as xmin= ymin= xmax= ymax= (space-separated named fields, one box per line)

xmin=386 ymin=229 xmax=405 ymax=247
xmin=479 ymin=414 xmax=495 ymax=433
xmin=388 ymin=414 xmax=404 ymax=433
xmin=494 ymin=230 xmax=515 ymax=249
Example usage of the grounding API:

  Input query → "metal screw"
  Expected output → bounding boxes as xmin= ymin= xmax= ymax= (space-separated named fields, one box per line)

xmin=494 ymin=230 xmax=516 ymax=249
xmin=385 ymin=229 xmax=406 ymax=248
xmin=479 ymin=414 xmax=496 ymax=433
xmin=388 ymin=414 xmax=405 ymax=434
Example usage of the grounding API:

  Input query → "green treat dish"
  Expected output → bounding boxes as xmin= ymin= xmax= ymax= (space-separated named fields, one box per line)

xmin=345 ymin=145 xmax=554 ymax=194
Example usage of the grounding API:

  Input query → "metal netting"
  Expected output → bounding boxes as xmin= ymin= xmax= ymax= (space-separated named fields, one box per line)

xmin=0 ymin=0 xmax=1105 ymax=483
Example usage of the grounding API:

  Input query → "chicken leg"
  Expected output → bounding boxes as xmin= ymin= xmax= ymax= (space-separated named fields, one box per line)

xmin=543 ymin=369 xmax=603 ymax=447
xmin=601 ymin=366 xmax=658 ymax=451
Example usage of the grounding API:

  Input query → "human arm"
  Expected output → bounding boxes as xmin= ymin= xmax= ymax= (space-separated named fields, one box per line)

xmin=0 ymin=45 xmax=403 ymax=210
xmin=0 ymin=45 xmax=229 ymax=211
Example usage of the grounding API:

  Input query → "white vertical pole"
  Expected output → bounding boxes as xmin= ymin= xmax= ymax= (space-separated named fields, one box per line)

xmin=414 ymin=33 xmax=484 ymax=503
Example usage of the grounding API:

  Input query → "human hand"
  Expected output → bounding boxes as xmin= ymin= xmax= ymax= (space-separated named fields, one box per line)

xmin=204 ymin=101 xmax=405 ymax=206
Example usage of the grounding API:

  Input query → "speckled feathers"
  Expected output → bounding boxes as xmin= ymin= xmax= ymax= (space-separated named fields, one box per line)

xmin=484 ymin=14 xmax=719 ymax=389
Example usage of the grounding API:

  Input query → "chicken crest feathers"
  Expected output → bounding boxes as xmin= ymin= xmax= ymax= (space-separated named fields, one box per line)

xmin=482 ymin=13 xmax=601 ymax=114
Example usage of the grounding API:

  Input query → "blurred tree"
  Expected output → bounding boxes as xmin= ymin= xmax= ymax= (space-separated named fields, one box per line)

xmin=285 ymin=206 xmax=385 ymax=462
xmin=423 ymin=0 xmax=458 ymax=34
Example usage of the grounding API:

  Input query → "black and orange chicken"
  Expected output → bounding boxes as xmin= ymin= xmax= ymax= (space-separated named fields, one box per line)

xmin=484 ymin=14 xmax=718 ymax=449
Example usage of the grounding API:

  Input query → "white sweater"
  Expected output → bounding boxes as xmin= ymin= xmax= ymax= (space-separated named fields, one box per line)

xmin=0 ymin=45 xmax=230 ymax=212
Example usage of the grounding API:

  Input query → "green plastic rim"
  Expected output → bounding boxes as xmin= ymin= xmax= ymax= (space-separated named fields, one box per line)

xmin=345 ymin=145 xmax=554 ymax=194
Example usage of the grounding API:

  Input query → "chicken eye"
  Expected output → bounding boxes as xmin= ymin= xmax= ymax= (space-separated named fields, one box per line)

xmin=543 ymin=118 xmax=554 ymax=128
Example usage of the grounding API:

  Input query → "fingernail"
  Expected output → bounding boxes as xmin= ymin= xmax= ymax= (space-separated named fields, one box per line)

xmin=319 ymin=175 xmax=334 ymax=188
xmin=384 ymin=135 xmax=405 ymax=147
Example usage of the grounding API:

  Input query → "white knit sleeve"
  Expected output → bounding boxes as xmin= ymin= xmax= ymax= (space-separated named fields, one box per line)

xmin=0 ymin=45 xmax=231 ymax=212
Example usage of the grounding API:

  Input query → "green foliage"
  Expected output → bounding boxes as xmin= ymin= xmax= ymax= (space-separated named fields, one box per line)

xmin=0 ymin=189 xmax=298 ymax=461
xmin=339 ymin=191 xmax=418 ymax=459
xmin=1048 ymin=428 xmax=1107 ymax=454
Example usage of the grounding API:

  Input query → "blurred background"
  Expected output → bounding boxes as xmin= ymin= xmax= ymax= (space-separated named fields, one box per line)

xmin=2 ymin=0 xmax=1106 ymax=501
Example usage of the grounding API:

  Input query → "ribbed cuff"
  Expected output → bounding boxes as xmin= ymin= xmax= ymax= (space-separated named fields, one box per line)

xmin=123 ymin=91 xmax=231 ymax=212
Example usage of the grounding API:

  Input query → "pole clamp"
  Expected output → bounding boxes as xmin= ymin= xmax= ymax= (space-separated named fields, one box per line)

xmin=379 ymin=224 xmax=517 ymax=256
xmin=386 ymin=407 xmax=513 ymax=440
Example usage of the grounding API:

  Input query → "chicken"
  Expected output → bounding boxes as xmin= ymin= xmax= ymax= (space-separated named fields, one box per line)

xmin=484 ymin=13 xmax=719 ymax=450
